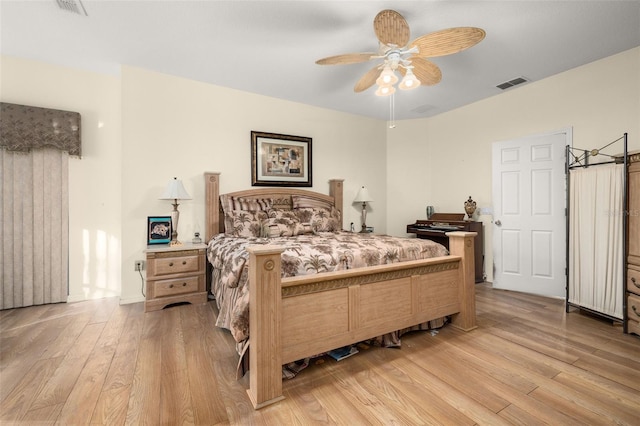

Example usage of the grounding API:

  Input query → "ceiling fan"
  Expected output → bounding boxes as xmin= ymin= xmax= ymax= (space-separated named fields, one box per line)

xmin=316 ymin=9 xmax=486 ymax=96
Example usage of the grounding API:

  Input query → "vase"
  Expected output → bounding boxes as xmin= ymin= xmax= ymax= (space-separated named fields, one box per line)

xmin=464 ymin=196 xmax=477 ymax=220
xmin=426 ymin=205 xmax=435 ymax=218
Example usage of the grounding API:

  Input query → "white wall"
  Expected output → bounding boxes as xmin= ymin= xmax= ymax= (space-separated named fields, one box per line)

xmin=387 ymin=47 xmax=640 ymax=282
xmin=1 ymin=55 xmax=122 ymax=301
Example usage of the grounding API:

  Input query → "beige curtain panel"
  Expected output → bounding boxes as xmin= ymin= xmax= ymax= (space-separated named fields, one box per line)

xmin=568 ymin=164 xmax=625 ymax=319
xmin=0 ymin=102 xmax=78 ymax=309
xmin=1 ymin=148 xmax=70 ymax=308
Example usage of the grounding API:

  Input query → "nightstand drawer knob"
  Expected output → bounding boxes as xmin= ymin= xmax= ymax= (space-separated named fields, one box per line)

xmin=632 ymin=277 xmax=638 ymax=289
xmin=182 ymin=261 xmax=187 ymax=265
xmin=167 ymin=282 xmax=188 ymax=289
xmin=169 ymin=262 xmax=174 ymax=267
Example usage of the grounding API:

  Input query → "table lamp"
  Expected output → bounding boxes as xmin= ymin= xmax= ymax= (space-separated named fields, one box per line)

xmin=353 ymin=186 xmax=373 ymax=233
xmin=159 ymin=177 xmax=192 ymax=245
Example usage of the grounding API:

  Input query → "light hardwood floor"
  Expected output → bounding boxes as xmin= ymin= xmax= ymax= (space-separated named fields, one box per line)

xmin=1 ymin=283 xmax=639 ymax=425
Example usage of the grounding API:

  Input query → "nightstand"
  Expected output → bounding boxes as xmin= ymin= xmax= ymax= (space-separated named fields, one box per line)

xmin=144 ymin=242 xmax=208 ymax=312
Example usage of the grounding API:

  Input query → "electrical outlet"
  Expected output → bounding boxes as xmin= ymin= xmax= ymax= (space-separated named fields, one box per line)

xmin=134 ymin=260 xmax=145 ymax=271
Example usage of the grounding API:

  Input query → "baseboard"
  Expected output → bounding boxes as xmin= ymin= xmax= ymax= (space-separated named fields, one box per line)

xmin=68 ymin=293 xmax=144 ymax=305
xmin=119 ymin=295 xmax=145 ymax=305
xmin=67 ymin=293 xmax=123 ymax=303
xmin=66 ymin=294 xmax=86 ymax=303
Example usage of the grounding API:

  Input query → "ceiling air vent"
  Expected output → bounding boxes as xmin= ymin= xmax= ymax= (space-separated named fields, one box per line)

xmin=496 ymin=77 xmax=529 ymax=90
xmin=411 ymin=104 xmax=436 ymax=114
xmin=55 ymin=0 xmax=88 ymax=16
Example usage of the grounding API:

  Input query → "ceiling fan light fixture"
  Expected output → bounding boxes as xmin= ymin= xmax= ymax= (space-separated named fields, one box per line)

xmin=375 ymin=85 xmax=396 ymax=97
xmin=375 ymin=65 xmax=398 ymax=86
xmin=316 ymin=9 xmax=485 ymax=102
xmin=399 ymin=69 xmax=421 ymax=90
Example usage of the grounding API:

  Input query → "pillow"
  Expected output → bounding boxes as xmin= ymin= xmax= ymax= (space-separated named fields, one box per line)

xmin=294 ymin=207 xmax=341 ymax=233
xmin=224 ymin=210 xmax=269 ymax=237
xmin=263 ymin=219 xmax=310 ymax=237
xmin=219 ymin=194 xmax=272 ymax=215
xmin=264 ymin=209 xmax=310 ymax=237
xmin=232 ymin=196 xmax=272 ymax=211
xmin=291 ymin=194 xmax=334 ymax=211
xmin=267 ymin=209 xmax=299 ymax=222
xmin=219 ymin=194 xmax=234 ymax=215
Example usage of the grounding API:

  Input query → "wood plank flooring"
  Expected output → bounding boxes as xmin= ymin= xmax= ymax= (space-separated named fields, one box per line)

xmin=1 ymin=283 xmax=639 ymax=425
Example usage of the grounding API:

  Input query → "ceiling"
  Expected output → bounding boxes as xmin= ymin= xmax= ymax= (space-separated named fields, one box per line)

xmin=1 ymin=1 xmax=639 ymax=121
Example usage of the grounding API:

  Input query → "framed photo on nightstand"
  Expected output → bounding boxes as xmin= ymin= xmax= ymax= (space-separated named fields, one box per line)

xmin=147 ymin=216 xmax=172 ymax=245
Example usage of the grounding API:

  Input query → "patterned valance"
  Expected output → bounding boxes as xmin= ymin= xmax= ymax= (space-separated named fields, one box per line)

xmin=0 ymin=102 xmax=81 ymax=157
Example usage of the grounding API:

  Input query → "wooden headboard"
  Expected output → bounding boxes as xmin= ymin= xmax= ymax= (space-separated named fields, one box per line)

xmin=204 ymin=172 xmax=344 ymax=241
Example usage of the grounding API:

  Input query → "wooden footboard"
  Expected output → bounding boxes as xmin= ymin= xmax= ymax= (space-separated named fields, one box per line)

xmin=246 ymin=231 xmax=477 ymax=409
xmin=202 ymin=172 xmax=477 ymax=409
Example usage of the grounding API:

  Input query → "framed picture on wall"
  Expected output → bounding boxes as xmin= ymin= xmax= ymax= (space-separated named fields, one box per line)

xmin=251 ymin=131 xmax=312 ymax=187
xmin=147 ymin=216 xmax=172 ymax=245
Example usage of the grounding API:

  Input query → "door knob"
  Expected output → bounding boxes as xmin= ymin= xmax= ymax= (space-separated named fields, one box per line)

xmin=495 ymin=220 xmax=502 ymax=226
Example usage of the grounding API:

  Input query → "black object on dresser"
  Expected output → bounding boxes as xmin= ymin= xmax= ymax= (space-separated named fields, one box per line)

xmin=407 ymin=213 xmax=484 ymax=283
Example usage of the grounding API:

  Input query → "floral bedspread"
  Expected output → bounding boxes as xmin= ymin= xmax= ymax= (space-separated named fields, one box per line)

xmin=207 ymin=231 xmax=448 ymax=345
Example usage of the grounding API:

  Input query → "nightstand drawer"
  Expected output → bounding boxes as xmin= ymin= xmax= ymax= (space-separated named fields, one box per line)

xmin=628 ymin=268 xmax=640 ymax=296
xmin=153 ymin=276 xmax=199 ymax=298
xmin=153 ymin=253 xmax=200 ymax=276
xmin=628 ymin=319 xmax=640 ymax=336
xmin=628 ymin=293 xmax=640 ymax=322
xmin=144 ymin=243 xmax=207 ymax=312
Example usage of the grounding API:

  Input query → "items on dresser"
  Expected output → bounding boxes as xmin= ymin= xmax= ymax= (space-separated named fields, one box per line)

xmin=144 ymin=243 xmax=207 ymax=312
xmin=407 ymin=213 xmax=484 ymax=283
xmin=625 ymin=151 xmax=639 ymax=335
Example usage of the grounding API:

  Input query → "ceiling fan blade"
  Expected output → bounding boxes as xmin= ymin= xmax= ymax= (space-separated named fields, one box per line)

xmin=316 ymin=53 xmax=376 ymax=65
xmin=410 ymin=27 xmax=486 ymax=58
xmin=354 ymin=66 xmax=382 ymax=93
xmin=373 ymin=9 xmax=410 ymax=47
xmin=405 ymin=57 xmax=442 ymax=86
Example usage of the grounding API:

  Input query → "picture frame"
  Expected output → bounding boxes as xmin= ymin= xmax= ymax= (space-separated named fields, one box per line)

xmin=251 ymin=131 xmax=312 ymax=187
xmin=147 ymin=216 xmax=172 ymax=245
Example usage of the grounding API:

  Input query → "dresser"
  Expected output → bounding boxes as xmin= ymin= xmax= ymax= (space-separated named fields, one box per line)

xmin=407 ymin=213 xmax=484 ymax=283
xmin=144 ymin=243 xmax=208 ymax=312
xmin=625 ymin=152 xmax=640 ymax=336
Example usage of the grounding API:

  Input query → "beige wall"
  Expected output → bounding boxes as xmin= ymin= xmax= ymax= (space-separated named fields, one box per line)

xmin=387 ymin=47 xmax=640 ymax=281
xmin=1 ymin=55 xmax=122 ymax=301
xmin=1 ymin=57 xmax=385 ymax=303
xmin=2 ymin=46 xmax=638 ymax=302
xmin=119 ymin=66 xmax=386 ymax=302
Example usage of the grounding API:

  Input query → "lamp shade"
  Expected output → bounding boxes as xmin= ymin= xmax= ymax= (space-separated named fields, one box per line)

xmin=399 ymin=69 xmax=421 ymax=90
xmin=375 ymin=65 xmax=398 ymax=86
xmin=375 ymin=84 xmax=396 ymax=97
xmin=354 ymin=186 xmax=373 ymax=203
xmin=159 ymin=177 xmax=192 ymax=200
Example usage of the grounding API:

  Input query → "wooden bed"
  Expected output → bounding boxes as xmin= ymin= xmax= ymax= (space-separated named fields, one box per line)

xmin=204 ymin=172 xmax=477 ymax=409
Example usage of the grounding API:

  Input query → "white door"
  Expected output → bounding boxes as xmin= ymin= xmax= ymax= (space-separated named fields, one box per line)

xmin=492 ymin=129 xmax=569 ymax=298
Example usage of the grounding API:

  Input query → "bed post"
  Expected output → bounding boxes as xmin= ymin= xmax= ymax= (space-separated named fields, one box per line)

xmin=204 ymin=172 xmax=220 ymax=241
xmin=246 ymin=245 xmax=286 ymax=409
xmin=329 ymin=179 xmax=344 ymax=228
xmin=447 ymin=231 xmax=478 ymax=331
xmin=204 ymin=172 xmax=220 ymax=293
